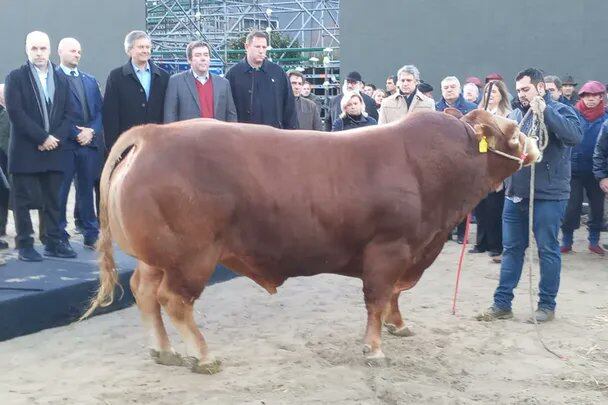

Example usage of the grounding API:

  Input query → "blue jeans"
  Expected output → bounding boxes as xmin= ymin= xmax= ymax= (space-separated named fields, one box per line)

xmin=59 ymin=148 xmax=100 ymax=241
xmin=493 ymin=198 xmax=567 ymax=312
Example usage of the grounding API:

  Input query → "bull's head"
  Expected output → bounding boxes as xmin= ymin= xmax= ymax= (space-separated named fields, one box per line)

xmin=445 ymin=108 xmax=541 ymax=168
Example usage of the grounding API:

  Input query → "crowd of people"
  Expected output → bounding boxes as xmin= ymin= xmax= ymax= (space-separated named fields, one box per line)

xmin=1 ymin=28 xmax=606 ymax=322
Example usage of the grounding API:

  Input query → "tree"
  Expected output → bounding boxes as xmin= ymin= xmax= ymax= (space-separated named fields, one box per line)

xmin=227 ymin=31 xmax=302 ymax=62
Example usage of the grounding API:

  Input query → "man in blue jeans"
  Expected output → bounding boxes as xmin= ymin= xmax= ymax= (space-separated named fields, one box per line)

xmin=478 ymin=68 xmax=582 ymax=323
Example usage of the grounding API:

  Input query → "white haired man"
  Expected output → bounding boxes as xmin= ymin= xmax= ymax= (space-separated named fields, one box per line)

xmin=103 ymin=30 xmax=169 ymax=150
xmin=378 ymin=65 xmax=435 ymax=125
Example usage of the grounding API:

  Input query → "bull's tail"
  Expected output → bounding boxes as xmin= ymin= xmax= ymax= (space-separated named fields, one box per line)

xmin=80 ymin=128 xmax=143 ymax=320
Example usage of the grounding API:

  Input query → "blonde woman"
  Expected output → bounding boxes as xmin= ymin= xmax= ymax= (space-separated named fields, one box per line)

xmin=470 ymin=80 xmax=512 ymax=262
xmin=331 ymin=90 xmax=377 ymax=131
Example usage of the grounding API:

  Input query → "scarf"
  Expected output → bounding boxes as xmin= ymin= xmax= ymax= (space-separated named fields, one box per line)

xmin=576 ymin=98 xmax=605 ymax=122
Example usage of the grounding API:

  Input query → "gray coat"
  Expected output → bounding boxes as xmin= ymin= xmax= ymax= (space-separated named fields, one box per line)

xmin=295 ymin=96 xmax=323 ymax=131
xmin=163 ymin=70 xmax=237 ymax=123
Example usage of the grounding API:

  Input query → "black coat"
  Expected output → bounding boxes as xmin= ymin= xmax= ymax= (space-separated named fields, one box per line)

xmin=326 ymin=92 xmax=378 ymax=131
xmin=225 ymin=58 xmax=298 ymax=129
xmin=4 ymin=62 xmax=74 ymax=174
xmin=102 ymin=60 xmax=169 ymax=150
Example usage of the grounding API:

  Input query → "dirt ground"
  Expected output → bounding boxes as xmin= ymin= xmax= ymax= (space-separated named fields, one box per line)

xmin=0 ymin=212 xmax=606 ymax=404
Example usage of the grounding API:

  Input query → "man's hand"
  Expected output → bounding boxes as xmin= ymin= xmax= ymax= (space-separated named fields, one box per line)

xmin=38 ymin=135 xmax=59 ymax=151
xmin=76 ymin=126 xmax=94 ymax=146
xmin=530 ymin=96 xmax=546 ymax=115
xmin=600 ymin=178 xmax=608 ymax=194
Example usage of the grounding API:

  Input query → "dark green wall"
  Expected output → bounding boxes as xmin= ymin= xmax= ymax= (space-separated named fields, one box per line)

xmin=341 ymin=0 xmax=606 ymax=94
xmin=0 ymin=0 xmax=145 ymax=87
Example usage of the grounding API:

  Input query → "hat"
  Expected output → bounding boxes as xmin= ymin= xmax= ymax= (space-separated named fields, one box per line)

xmin=485 ymin=73 xmax=503 ymax=83
xmin=465 ymin=76 xmax=483 ymax=87
xmin=418 ymin=82 xmax=434 ymax=93
xmin=346 ymin=71 xmax=362 ymax=82
xmin=578 ymin=80 xmax=606 ymax=96
xmin=562 ymin=75 xmax=577 ymax=86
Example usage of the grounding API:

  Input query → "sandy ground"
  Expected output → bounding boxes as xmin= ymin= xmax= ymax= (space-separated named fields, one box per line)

xmin=0 ymin=214 xmax=607 ymax=404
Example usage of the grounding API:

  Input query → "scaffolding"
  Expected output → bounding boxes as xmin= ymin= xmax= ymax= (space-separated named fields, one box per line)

xmin=145 ymin=0 xmax=340 ymax=71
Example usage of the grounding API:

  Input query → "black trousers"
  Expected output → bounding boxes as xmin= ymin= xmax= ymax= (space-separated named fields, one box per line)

xmin=474 ymin=189 xmax=505 ymax=253
xmin=562 ymin=172 xmax=604 ymax=233
xmin=11 ymin=171 xmax=64 ymax=249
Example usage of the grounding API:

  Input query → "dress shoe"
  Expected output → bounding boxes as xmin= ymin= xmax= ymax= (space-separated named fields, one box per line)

xmin=18 ymin=246 xmax=43 ymax=262
xmin=0 ymin=239 xmax=9 ymax=250
xmin=44 ymin=240 xmax=77 ymax=258
xmin=468 ymin=246 xmax=486 ymax=254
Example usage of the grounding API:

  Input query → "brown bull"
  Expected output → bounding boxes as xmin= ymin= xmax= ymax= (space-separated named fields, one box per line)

xmin=83 ymin=109 xmax=540 ymax=373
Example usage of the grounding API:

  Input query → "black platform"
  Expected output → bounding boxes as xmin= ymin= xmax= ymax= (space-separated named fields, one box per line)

xmin=0 ymin=242 xmax=237 ymax=341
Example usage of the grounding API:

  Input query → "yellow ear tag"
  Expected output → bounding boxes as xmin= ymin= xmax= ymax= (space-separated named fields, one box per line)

xmin=479 ymin=136 xmax=488 ymax=153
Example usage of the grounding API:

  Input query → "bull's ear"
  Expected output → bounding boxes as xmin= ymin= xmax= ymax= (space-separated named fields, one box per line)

xmin=473 ymin=123 xmax=496 ymax=148
xmin=443 ymin=108 xmax=463 ymax=119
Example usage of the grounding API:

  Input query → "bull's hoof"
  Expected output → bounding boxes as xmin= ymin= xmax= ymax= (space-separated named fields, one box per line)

xmin=150 ymin=349 xmax=183 ymax=366
xmin=384 ymin=323 xmax=414 ymax=337
xmin=183 ymin=356 xmax=222 ymax=374
xmin=363 ymin=345 xmax=389 ymax=367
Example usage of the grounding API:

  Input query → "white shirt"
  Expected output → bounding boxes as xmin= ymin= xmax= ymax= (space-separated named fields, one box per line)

xmin=192 ymin=70 xmax=210 ymax=85
xmin=34 ymin=65 xmax=50 ymax=101
xmin=60 ymin=64 xmax=79 ymax=77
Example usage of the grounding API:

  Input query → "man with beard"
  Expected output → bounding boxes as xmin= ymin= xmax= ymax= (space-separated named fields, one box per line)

xmin=478 ymin=68 xmax=582 ymax=323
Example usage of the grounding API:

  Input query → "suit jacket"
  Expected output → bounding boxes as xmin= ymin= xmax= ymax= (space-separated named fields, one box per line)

xmin=103 ymin=59 xmax=169 ymax=150
xmin=295 ymin=96 xmax=323 ymax=130
xmin=4 ymin=62 xmax=75 ymax=173
xmin=163 ymin=70 xmax=237 ymax=123
xmin=57 ymin=68 xmax=104 ymax=150
xmin=378 ymin=90 xmax=435 ymax=124
xmin=327 ymin=92 xmax=378 ymax=131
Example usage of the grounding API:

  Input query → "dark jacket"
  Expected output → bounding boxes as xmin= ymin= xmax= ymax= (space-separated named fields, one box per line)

xmin=435 ymin=94 xmax=477 ymax=115
xmin=4 ymin=62 xmax=75 ymax=173
xmin=102 ymin=60 xmax=169 ymax=150
xmin=225 ymin=58 xmax=298 ymax=129
xmin=592 ymin=121 xmax=608 ymax=180
xmin=506 ymin=94 xmax=582 ymax=200
xmin=57 ymin=68 xmax=104 ymax=150
xmin=571 ymin=111 xmax=608 ymax=174
xmin=327 ymin=92 xmax=378 ymax=131
xmin=331 ymin=114 xmax=377 ymax=131
xmin=0 ymin=106 xmax=9 ymax=153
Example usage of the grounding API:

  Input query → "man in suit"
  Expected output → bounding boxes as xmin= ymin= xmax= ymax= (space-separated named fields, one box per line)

xmin=288 ymin=70 xmax=322 ymax=130
xmin=56 ymin=37 xmax=103 ymax=249
xmin=225 ymin=30 xmax=298 ymax=129
xmin=4 ymin=31 xmax=78 ymax=261
xmin=164 ymin=41 xmax=237 ymax=123
xmin=103 ymin=30 xmax=169 ymax=150
xmin=378 ymin=65 xmax=435 ymax=125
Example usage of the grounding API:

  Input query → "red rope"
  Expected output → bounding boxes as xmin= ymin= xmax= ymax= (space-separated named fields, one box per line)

xmin=451 ymin=213 xmax=471 ymax=315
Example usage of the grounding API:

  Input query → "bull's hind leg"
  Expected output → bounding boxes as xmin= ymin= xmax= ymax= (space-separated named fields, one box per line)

xmin=382 ymin=291 xmax=414 ymax=337
xmin=361 ymin=241 xmax=407 ymax=365
xmin=130 ymin=262 xmax=182 ymax=366
xmin=157 ymin=254 xmax=221 ymax=374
